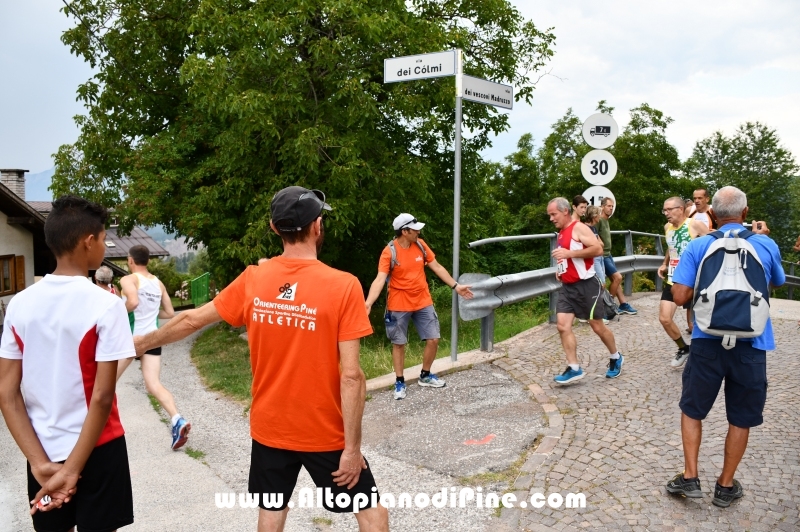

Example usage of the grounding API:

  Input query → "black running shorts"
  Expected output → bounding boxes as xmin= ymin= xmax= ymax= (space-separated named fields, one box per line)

xmin=248 ymin=440 xmax=380 ymax=513
xmin=661 ymin=283 xmax=690 ymax=309
xmin=27 ymin=436 xmax=133 ymax=532
xmin=556 ymin=277 xmax=607 ymax=320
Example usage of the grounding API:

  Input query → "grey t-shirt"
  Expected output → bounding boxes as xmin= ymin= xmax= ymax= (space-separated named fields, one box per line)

xmin=597 ymin=217 xmax=612 ymax=257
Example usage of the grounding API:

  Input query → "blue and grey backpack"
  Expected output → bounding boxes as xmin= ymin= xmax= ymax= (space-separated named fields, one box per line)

xmin=692 ymin=229 xmax=770 ymax=349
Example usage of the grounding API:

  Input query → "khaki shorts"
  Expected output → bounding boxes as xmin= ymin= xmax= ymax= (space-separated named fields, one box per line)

xmin=385 ymin=305 xmax=440 ymax=345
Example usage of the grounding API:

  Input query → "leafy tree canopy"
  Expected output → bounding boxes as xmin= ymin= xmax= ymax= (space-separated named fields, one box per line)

xmin=52 ymin=0 xmax=555 ymax=284
xmin=683 ymin=122 xmax=800 ymax=250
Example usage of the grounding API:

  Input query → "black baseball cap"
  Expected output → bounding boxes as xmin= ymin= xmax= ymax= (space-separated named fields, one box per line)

xmin=270 ymin=186 xmax=332 ymax=232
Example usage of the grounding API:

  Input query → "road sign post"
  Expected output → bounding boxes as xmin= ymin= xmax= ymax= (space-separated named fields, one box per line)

xmin=384 ymin=50 xmax=513 ymax=362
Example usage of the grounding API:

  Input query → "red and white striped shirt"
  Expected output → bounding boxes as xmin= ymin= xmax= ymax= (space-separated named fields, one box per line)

xmin=0 ymin=275 xmax=135 ymax=461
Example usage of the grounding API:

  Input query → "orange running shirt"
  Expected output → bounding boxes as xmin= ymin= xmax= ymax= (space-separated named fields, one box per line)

xmin=213 ymin=257 xmax=373 ymax=452
xmin=378 ymin=238 xmax=435 ymax=312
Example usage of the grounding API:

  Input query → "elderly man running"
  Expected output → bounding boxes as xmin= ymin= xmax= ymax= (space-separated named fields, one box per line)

xmin=548 ymin=197 xmax=624 ymax=384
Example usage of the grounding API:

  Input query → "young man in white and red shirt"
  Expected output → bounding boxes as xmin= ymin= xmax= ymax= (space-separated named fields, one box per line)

xmin=0 ymin=195 xmax=136 ymax=531
xmin=548 ymin=197 xmax=624 ymax=384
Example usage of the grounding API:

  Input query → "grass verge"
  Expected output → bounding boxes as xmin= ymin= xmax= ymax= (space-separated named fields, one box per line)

xmin=191 ymin=295 xmax=551 ymax=403
xmin=185 ymin=446 xmax=207 ymax=463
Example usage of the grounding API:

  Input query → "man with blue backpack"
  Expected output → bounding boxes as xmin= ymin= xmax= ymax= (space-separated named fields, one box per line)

xmin=665 ymin=186 xmax=783 ymax=508
xmin=364 ymin=213 xmax=473 ymax=400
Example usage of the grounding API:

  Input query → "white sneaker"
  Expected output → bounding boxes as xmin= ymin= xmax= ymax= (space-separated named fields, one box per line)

xmin=394 ymin=382 xmax=407 ymax=399
xmin=671 ymin=349 xmax=690 ymax=367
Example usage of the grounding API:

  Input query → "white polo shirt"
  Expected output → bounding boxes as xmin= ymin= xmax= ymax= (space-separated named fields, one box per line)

xmin=0 ymin=275 xmax=135 ymax=461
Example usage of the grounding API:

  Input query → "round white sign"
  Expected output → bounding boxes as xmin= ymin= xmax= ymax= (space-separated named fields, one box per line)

xmin=581 ymin=150 xmax=618 ymax=186
xmin=583 ymin=186 xmax=616 ymax=216
xmin=582 ymin=113 xmax=619 ymax=149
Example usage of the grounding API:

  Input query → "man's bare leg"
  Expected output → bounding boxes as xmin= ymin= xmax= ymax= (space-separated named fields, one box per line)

xmin=681 ymin=413 xmax=702 ymax=478
xmin=610 ymin=272 xmax=627 ymax=305
xmin=354 ymin=505 xmax=390 ymax=532
xmin=392 ymin=344 xmax=406 ymax=378
xmin=140 ymin=354 xmax=179 ymax=418
xmin=718 ymin=424 xmax=750 ymax=487
xmin=556 ymin=312 xmax=579 ymax=365
xmin=258 ymin=508 xmax=289 ymax=532
xmin=659 ymin=301 xmax=681 ymax=340
xmin=420 ymin=338 xmax=439 ymax=372
xmin=587 ymin=319 xmax=617 ymax=353
xmin=116 ymin=356 xmax=134 ymax=381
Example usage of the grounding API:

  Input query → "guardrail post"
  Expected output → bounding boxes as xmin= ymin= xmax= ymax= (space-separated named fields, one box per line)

xmin=549 ymin=234 xmax=558 ymax=323
xmin=790 ymin=263 xmax=796 ymax=300
xmin=623 ymin=231 xmax=633 ymax=296
xmin=654 ymin=235 xmax=663 ymax=292
xmin=480 ymin=311 xmax=495 ymax=352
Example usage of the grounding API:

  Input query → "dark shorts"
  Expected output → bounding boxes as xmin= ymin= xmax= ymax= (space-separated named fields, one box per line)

xmin=556 ymin=277 xmax=607 ymax=320
xmin=135 ymin=346 xmax=162 ymax=360
xmin=28 ymin=436 xmax=133 ymax=532
xmin=603 ymin=255 xmax=619 ymax=276
xmin=661 ymin=283 xmax=690 ymax=309
xmin=248 ymin=440 xmax=379 ymax=513
xmin=679 ymin=339 xmax=767 ymax=428
xmin=385 ymin=305 xmax=440 ymax=345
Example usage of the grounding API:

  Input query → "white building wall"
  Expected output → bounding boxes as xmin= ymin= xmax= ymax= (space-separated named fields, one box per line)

xmin=0 ymin=209 xmax=35 ymax=308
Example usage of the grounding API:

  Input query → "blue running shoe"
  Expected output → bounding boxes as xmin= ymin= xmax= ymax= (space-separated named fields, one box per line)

xmin=606 ymin=354 xmax=624 ymax=378
xmin=418 ymin=373 xmax=446 ymax=388
xmin=394 ymin=381 xmax=407 ymax=400
xmin=617 ymin=303 xmax=637 ymax=315
xmin=554 ymin=366 xmax=585 ymax=385
xmin=171 ymin=417 xmax=191 ymax=450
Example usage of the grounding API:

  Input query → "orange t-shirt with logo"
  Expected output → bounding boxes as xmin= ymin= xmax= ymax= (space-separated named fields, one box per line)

xmin=213 ymin=257 xmax=373 ymax=452
xmin=378 ymin=238 xmax=435 ymax=312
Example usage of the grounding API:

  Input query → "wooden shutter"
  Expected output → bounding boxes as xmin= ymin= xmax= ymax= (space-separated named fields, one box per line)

xmin=14 ymin=256 xmax=25 ymax=292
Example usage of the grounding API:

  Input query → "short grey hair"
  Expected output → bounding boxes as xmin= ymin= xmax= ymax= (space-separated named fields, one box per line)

xmin=711 ymin=186 xmax=747 ymax=220
xmin=94 ymin=265 xmax=114 ymax=284
xmin=548 ymin=197 xmax=571 ymax=213
xmin=664 ymin=196 xmax=684 ymax=209
xmin=601 ymin=196 xmax=614 ymax=207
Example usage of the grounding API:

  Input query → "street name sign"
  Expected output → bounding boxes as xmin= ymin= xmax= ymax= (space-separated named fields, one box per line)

xmin=583 ymin=186 xmax=616 ymax=215
xmin=582 ymin=113 xmax=619 ymax=150
xmin=580 ymin=149 xmax=618 ymax=186
xmin=384 ymin=50 xmax=457 ymax=83
xmin=462 ymin=75 xmax=513 ymax=110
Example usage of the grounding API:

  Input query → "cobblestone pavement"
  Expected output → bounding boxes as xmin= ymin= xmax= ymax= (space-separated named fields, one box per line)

xmin=492 ymin=293 xmax=800 ymax=532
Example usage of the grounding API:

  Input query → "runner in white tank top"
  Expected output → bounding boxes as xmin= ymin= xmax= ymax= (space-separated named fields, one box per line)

xmin=132 ymin=273 xmax=162 ymax=336
xmin=117 ymin=245 xmax=190 ymax=450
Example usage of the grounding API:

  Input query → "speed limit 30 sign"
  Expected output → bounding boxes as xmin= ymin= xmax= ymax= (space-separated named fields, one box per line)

xmin=580 ymin=149 xmax=617 ymax=186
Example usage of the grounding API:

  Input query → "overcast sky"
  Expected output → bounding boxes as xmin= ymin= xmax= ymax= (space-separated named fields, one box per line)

xmin=1 ymin=0 xmax=799 ymax=174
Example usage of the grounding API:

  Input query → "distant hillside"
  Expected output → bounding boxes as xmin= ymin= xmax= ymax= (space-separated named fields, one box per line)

xmin=25 ymin=167 xmax=55 ymax=201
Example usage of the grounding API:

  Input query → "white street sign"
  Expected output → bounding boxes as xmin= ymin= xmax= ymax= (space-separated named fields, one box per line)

xmin=582 ymin=113 xmax=619 ymax=149
xmin=581 ymin=150 xmax=618 ymax=186
xmin=461 ymin=75 xmax=513 ymax=110
xmin=384 ymin=50 xmax=456 ymax=83
xmin=583 ymin=186 xmax=616 ymax=215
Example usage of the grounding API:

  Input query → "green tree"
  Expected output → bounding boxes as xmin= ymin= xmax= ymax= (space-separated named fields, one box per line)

xmin=52 ymin=0 xmax=555 ymax=285
xmin=683 ymin=122 xmax=800 ymax=250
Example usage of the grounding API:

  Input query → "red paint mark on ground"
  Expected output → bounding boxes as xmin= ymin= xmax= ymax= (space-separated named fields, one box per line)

xmin=464 ymin=434 xmax=496 ymax=445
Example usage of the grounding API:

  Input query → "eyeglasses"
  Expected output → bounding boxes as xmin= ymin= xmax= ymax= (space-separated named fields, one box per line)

xmin=661 ymin=206 xmax=683 ymax=215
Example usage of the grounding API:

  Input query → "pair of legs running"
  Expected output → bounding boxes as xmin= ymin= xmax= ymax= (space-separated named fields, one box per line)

xmin=117 ymin=352 xmax=190 ymax=449
xmin=258 ymin=505 xmax=387 ymax=532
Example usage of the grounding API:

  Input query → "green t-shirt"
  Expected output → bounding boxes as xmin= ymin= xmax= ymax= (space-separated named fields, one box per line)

xmin=597 ymin=217 xmax=612 ymax=257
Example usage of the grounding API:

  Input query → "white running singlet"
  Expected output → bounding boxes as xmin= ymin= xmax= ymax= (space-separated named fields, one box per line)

xmin=132 ymin=273 xmax=162 ymax=336
xmin=0 ymin=275 xmax=135 ymax=461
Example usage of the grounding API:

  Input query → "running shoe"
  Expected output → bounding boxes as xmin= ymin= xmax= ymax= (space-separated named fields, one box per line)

xmin=418 ymin=373 xmax=446 ymax=388
xmin=712 ymin=480 xmax=744 ymax=508
xmin=394 ymin=381 xmax=407 ymax=400
xmin=606 ymin=354 xmax=624 ymax=378
xmin=617 ymin=303 xmax=638 ymax=315
xmin=171 ymin=417 xmax=191 ymax=450
xmin=666 ymin=472 xmax=703 ymax=498
xmin=554 ymin=366 xmax=585 ymax=385
xmin=670 ymin=347 xmax=690 ymax=367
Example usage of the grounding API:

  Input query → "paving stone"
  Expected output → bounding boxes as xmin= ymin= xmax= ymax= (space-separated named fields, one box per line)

xmin=498 ymin=294 xmax=800 ymax=531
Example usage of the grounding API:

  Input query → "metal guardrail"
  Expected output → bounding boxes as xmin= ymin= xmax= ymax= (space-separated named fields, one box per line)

xmin=781 ymin=260 xmax=798 ymax=299
xmin=463 ymin=229 xmax=669 ymax=353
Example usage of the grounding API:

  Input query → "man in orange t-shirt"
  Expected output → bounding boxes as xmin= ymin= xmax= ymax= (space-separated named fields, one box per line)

xmin=133 ymin=186 xmax=388 ymax=531
xmin=364 ymin=213 xmax=473 ymax=400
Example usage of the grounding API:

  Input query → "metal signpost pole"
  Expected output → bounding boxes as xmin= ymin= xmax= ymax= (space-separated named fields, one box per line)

xmin=450 ymin=50 xmax=463 ymax=362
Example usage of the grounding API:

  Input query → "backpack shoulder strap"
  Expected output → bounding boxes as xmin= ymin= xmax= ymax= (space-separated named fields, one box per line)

xmin=416 ymin=241 xmax=428 ymax=262
xmin=737 ymin=229 xmax=755 ymax=240
xmin=706 ymin=230 xmax=724 ymax=240
xmin=388 ymin=241 xmax=398 ymax=274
